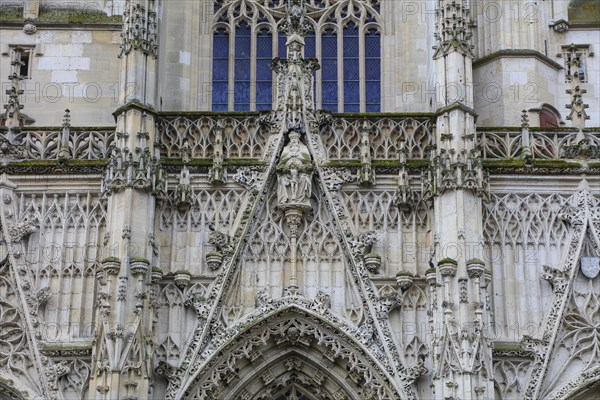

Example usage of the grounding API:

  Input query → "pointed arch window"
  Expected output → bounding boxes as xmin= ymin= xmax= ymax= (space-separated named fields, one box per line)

xmin=343 ymin=22 xmax=360 ymax=112
xmin=211 ymin=28 xmax=229 ymax=111
xmin=321 ymin=28 xmax=338 ymax=111
xmin=211 ymin=0 xmax=381 ymax=112
xmin=234 ymin=22 xmax=251 ymax=111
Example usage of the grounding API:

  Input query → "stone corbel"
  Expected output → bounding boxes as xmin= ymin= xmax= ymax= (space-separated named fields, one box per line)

xmin=541 ymin=265 xmax=569 ymax=294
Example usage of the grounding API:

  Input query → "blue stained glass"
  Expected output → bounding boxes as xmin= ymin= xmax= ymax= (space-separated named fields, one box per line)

xmin=256 ymin=29 xmax=272 ymax=109
xmin=343 ymin=33 xmax=359 ymax=57
xmin=345 ymin=103 xmax=360 ymax=112
xmin=344 ymin=58 xmax=359 ymax=80
xmin=256 ymin=59 xmax=272 ymax=80
xmin=213 ymin=36 xmax=229 ymax=58
xmin=305 ymin=33 xmax=316 ymax=58
xmin=365 ymin=59 xmax=380 ymax=80
xmin=322 ymin=81 xmax=338 ymax=112
xmin=321 ymin=62 xmax=337 ymax=78
xmin=342 ymin=23 xmax=359 ymax=111
xmin=234 ymin=61 xmax=250 ymax=80
xmin=344 ymin=81 xmax=359 ymax=102
xmin=365 ymin=31 xmax=380 ymax=57
xmin=256 ymin=82 xmax=272 ymax=110
xmin=212 ymin=82 xmax=228 ymax=104
xmin=213 ymin=60 xmax=228 ymax=81
xmin=212 ymin=29 xmax=229 ymax=111
xmin=364 ymin=28 xmax=381 ymax=111
xmin=366 ymin=82 xmax=380 ymax=103
xmin=234 ymin=22 xmax=251 ymax=110
xmin=257 ymin=32 xmax=271 ymax=57
xmin=321 ymin=29 xmax=338 ymax=110
xmin=278 ymin=35 xmax=286 ymax=58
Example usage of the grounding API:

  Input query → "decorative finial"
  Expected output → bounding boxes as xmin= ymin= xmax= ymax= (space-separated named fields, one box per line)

xmin=520 ymin=110 xmax=529 ymax=128
xmin=2 ymin=48 xmax=25 ymax=128
xmin=283 ymin=0 xmax=311 ymax=36
xmin=62 ymin=109 xmax=71 ymax=128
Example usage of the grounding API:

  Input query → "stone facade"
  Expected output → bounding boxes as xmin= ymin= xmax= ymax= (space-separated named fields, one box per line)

xmin=0 ymin=0 xmax=599 ymax=399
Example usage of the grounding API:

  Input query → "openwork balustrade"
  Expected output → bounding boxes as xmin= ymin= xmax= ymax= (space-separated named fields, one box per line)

xmin=7 ymin=128 xmax=115 ymax=160
xmin=157 ymin=114 xmax=269 ymax=159
xmin=3 ymin=118 xmax=599 ymax=162
xmin=477 ymin=128 xmax=600 ymax=160
xmin=321 ymin=116 xmax=434 ymax=160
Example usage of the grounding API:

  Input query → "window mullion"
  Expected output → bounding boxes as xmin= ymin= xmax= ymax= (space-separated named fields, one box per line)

xmin=337 ymin=23 xmax=344 ymax=113
xmin=316 ymin=29 xmax=322 ymax=109
xmin=250 ymin=24 xmax=257 ymax=111
xmin=359 ymin=24 xmax=366 ymax=113
xmin=228 ymin=24 xmax=235 ymax=111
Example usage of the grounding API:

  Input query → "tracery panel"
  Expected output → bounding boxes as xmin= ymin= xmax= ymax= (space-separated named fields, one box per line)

xmin=16 ymin=192 xmax=106 ymax=341
xmin=158 ymin=188 xmax=247 ymax=275
xmin=483 ymin=193 xmax=571 ymax=341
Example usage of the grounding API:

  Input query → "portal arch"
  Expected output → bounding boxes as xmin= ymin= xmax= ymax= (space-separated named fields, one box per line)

xmin=182 ymin=303 xmax=405 ymax=399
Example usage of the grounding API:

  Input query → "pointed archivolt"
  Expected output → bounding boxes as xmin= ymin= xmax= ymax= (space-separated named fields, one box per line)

xmin=181 ymin=303 xmax=403 ymax=399
xmin=522 ymin=182 xmax=600 ymax=399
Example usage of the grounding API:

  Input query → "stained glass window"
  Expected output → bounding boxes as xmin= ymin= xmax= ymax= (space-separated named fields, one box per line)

xmin=321 ymin=28 xmax=338 ymax=112
xmin=365 ymin=28 xmax=381 ymax=112
xmin=343 ymin=22 xmax=360 ymax=112
xmin=211 ymin=28 xmax=229 ymax=111
xmin=211 ymin=0 xmax=381 ymax=112
xmin=256 ymin=28 xmax=273 ymax=110
xmin=234 ymin=22 xmax=251 ymax=111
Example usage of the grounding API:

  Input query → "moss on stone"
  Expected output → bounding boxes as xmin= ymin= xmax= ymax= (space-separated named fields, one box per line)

xmin=587 ymin=162 xmax=600 ymax=168
xmin=365 ymin=252 xmax=381 ymax=258
xmin=568 ymin=0 xmax=600 ymax=24
xmin=396 ymin=271 xmax=414 ymax=276
xmin=330 ymin=112 xmax=434 ymax=119
xmin=493 ymin=342 xmax=522 ymax=351
xmin=438 ymin=257 xmax=458 ymax=265
xmin=162 ymin=158 xmax=264 ymax=167
xmin=42 ymin=343 xmax=92 ymax=351
xmin=483 ymin=159 xmax=527 ymax=168
xmin=130 ymin=257 xmax=150 ymax=263
xmin=476 ymin=126 xmax=522 ymax=132
xmin=101 ymin=257 xmax=120 ymax=263
xmin=467 ymin=258 xmax=485 ymax=265
xmin=6 ymin=159 xmax=107 ymax=168
xmin=530 ymin=127 xmax=579 ymax=132
xmin=532 ymin=160 xmax=581 ymax=168
xmin=158 ymin=111 xmax=261 ymax=117
xmin=174 ymin=269 xmax=191 ymax=275
xmin=425 ymin=268 xmax=437 ymax=275
xmin=324 ymin=159 xmax=428 ymax=168
xmin=25 ymin=126 xmax=115 ymax=131
xmin=0 ymin=6 xmax=24 ymax=22
xmin=223 ymin=158 xmax=266 ymax=166
xmin=37 ymin=7 xmax=122 ymax=23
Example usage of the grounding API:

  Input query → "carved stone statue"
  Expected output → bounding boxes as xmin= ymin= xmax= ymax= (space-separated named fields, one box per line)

xmin=276 ymin=130 xmax=313 ymax=209
xmin=174 ymin=167 xmax=193 ymax=211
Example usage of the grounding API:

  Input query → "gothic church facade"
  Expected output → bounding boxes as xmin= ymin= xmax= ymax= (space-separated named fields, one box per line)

xmin=0 ymin=0 xmax=599 ymax=399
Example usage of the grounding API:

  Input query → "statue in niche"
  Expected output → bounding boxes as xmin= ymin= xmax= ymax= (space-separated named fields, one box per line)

xmin=276 ymin=130 xmax=313 ymax=209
